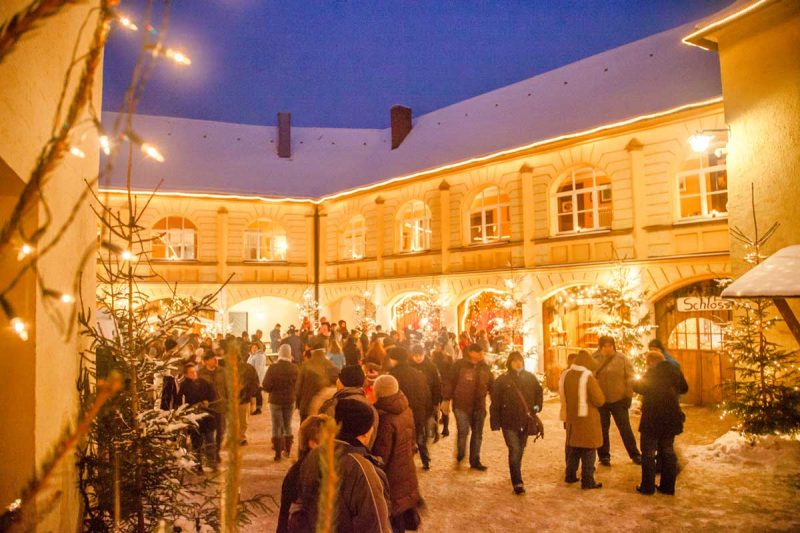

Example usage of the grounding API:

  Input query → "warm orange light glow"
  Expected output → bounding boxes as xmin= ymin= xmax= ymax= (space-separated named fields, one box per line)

xmin=141 ymin=142 xmax=165 ymax=162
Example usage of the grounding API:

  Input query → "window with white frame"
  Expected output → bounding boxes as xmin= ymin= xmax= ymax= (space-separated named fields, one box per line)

xmin=469 ymin=186 xmax=511 ymax=244
xmin=398 ymin=200 xmax=432 ymax=252
xmin=676 ymin=137 xmax=728 ymax=219
xmin=342 ymin=215 xmax=366 ymax=260
xmin=244 ymin=219 xmax=287 ymax=262
xmin=152 ymin=216 xmax=197 ymax=260
xmin=555 ymin=167 xmax=612 ymax=234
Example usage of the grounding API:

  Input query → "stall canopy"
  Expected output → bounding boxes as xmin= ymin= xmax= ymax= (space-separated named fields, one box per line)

xmin=721 ymin=245 xmax=800 ymax=343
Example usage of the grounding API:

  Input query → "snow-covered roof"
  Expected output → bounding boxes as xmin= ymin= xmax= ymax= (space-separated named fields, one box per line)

xmin=721 ymin=246 xmax=800 ymax=298
xmin=102 ymin=21 xmax=722 ymax=200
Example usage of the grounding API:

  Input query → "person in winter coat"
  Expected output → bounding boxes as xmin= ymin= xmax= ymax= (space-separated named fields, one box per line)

xmin=372 ymin=375 xmax=422 ymax=533
xmin=247 ymin=342 xmax=267 ymax=415
xmin=592 ymin=336 xmax=642 ymax=466
xmin=326 ymin=338 xmax=346 ymax=370
xmin=237 ymin=355 xmax=261 ymax=445
xmin=277 ymin=414 xmax=329 ymax=533
xmin=410 ymin=343 xmax=442 ymax=456
xmin=199 ymin=349 xmax=227 ymax=461
xmin=263 ymin=344 xmax=300 ymax=461
xmin=294 ymin=399 xmax=392 ymax=533
xmin=490 ymin=351 xmax=544 ymax=494
xmin=178 ymin=362 xmax=218 ymax=471
xmin=634 ymin=350 xmax=689 ymax=496
xmin=648 ymin=339 xmax=681 ymax=369
xmin=295 ymin=337 xmax=340 ymax=422
xmin=444 ymin=343 xmax=494 ymax=470
xmin=365 ymin=338 xmax=387 ymax=367
xmin=270 ymin=323 xmax=282 ymax=353
xmin=281 ymin=326 xmax=304 ymax=363
xmin=431 ymin=349 xmax=454 ymax=437
xmin=560 ymin=350 xmax=605 ymax=489
xmin=387 ymin=346 xmax=433 ymax=469
xmin=318 ymin=364 xmax=379 ymax=448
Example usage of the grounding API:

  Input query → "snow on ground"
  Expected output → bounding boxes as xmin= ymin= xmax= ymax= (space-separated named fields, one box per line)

xmin=239 ymin=400 xmax=800 ymax=533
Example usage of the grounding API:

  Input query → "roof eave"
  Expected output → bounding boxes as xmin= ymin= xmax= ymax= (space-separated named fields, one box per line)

xmin=682 ymin=0 xmax=777 ymax=51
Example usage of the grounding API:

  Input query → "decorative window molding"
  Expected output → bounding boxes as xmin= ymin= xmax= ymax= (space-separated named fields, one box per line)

xmin=468 ymin=186 xmax=511 ymax=245
xmin=152 ymin=216 xmax=197 ymax=260
xmin=397 ymin=200 xmax=432 ymax=253
xmin=342 ymin=215 xmax=367 ymax=260
xmin=553 ymin=166 xmax=612 ymax=235
xmin=244 ymin=219 xmax=288 ymax=262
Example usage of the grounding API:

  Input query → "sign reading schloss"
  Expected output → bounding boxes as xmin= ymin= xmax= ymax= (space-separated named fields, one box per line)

xmin=676 ymin=296 xmax=733 ymax=312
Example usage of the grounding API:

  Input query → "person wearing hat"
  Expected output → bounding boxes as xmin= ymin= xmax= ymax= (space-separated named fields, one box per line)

xmin=295 ymin=335 xmax=339 ymax=422
xmin=372 ymin=375 xmax=423 ymax=532
xmin=490 ymin=351 xmax=544 ymax=494
xmin=318 ymin=364 xmax=379 ymax=447
xmin=633 ymin=350 xmax=689 ymax=496
xmin=199 ymin=348 xmax=227 ymax=461
xmin=295 ymin=399 xmax=392 ymax=532
xmin=263 ymin=344 xmax=300 ymax=461
xmin=444 ymin=343 xmax=494 ymax=470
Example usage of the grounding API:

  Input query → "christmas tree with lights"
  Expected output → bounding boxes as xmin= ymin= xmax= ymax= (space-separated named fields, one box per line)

xmin=723 ymin=195 xmax=800 ymax=437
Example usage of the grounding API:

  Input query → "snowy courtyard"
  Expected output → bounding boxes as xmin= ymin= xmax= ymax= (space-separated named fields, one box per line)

xmin=239 ymin=400 xmax=800 ymax=532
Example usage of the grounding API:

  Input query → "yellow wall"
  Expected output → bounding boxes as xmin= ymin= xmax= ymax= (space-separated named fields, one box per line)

xmin=0 ymin=2 xmax=101 ymax=529
xmin=714 ymin=2 xmax=800 ymax=271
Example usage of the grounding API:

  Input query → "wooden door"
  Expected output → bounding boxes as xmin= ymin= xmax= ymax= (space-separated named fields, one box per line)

xmin=667 ymin=317 xmax=731 ymax=405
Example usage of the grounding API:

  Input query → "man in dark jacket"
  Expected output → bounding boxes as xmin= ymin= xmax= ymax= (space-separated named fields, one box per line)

xmin=263 ymin=344 xmax=299 ymax=460
xmin=592 ymin=336 xmax=642 ymax=466
xmin=444 ymin=343 xmax=494 ymax=470
xmin=270 ymin=323 xmax=282 ymax=353
xmin=295 ymin=336 xmax=339 ymax=422
xmin=178 ymin=362 xmax=217 ymax=471
xmin=387 ymin=346 xmax=433 ymax=469
xmin=318 ymin=364 xmax=379 ymax=448
xmin=199 ymin=349 xmax=227 ymax=461
xmin=295 ymin=399 xmax=392 ymax=532
xmin=237 ymin=355 xmax=261 ymax=446
xmin=490 ymin=351 xmax=543 ymax=494
xmin=634 ymin=350 xmax=689 ymax=496
xmin=410 ymin=344 xmax=442 ymax=467
xmin=281 ymin=326 xmax=304 ymax=363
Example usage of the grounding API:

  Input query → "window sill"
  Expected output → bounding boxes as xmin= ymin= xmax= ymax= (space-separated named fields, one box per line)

xmin=643 ymin=217 xmax=728 ymax=232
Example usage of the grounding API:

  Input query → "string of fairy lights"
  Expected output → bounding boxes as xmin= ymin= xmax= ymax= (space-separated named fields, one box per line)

xmin=1 ymin=7 xmax=192 ymax=343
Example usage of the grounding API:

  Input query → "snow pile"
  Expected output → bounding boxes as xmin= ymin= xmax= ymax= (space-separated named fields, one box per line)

xmin=684 ymin=431 xmax=800 ymax=469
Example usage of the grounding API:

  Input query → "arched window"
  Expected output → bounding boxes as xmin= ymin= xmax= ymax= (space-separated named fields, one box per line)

xmin=469 ymin=186 xmax=511 ymax=244
xmin=676 ymin=135 xmax=728 ymax=219
xmin=342 ymin=215 xmax=366 ymax=260
xmin=668 ymin=317 xmax=725 ymax=350
xmin=555 ymin=167 xmax=612 ymax=234
xmin=398 ymin=200 xmax=432 ymax=252
xmin=152 ymin=216 xmax=197 ymax=260
xmin=244 ymin=219 xmax=287 ymax=262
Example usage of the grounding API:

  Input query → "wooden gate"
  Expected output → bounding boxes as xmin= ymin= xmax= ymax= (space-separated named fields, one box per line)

xmin=655 ymin=280 xmax=733 ymax=406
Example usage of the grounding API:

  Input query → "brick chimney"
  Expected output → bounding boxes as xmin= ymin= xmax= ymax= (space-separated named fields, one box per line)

xmin=390 ymin=105 xmax=412 ymax=150
xmin=277 ymin=112 xmax=291 ymax=158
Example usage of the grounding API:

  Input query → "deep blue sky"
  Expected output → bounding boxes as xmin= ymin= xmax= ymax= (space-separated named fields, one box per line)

xmin=103 ymin=1 xmax=731 ymax=128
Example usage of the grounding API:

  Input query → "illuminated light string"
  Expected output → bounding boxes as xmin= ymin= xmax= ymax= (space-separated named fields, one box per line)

xmin=97 ymin=97 xmax=723 ymax=206
xmin=682 ymin=0 xmax=772 ymax=51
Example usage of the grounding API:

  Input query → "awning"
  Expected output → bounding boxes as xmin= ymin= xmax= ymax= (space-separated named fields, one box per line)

xmin=722 ymin=245 xmax=800 ymax=343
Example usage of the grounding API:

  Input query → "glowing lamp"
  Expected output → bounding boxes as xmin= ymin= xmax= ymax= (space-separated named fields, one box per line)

xmin=141 ymin=143 xmax=165 ymax=162
xmin=688 ymin=133 xmax=714 ymax=153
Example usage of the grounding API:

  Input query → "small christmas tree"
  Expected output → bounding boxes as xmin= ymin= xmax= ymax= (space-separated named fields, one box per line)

xmin=298 ymin=287 xmax=321 ymax=333
xmin=564 ymin=263 xmax=656 ymax=369
xmin=723 ymin=192 xmax=800 ymax=437
xmin=353 ymin=289 xmax=377 ymax=338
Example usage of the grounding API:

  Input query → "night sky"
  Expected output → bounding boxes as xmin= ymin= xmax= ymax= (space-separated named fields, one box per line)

xmin=103 ymin=0 xmax=731 ymax=129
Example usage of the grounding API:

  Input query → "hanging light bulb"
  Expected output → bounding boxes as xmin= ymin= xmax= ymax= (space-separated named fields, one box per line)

xmin=164 ymin=48 xmax=192 ymax=65
xmin=11 ymin=317 xmax=29 ymax=341
xmin=17 ymin=243 xmax=34 ymax=261
xmin=99 ymin=134 xmax=112 ymax=155
xmin=117 ymin=13 xmax=138 ymax=31
xmin=69 ymin=146 xmax=86 ymax=158
xmin=141 ymin=142 xmax=165 ymax=162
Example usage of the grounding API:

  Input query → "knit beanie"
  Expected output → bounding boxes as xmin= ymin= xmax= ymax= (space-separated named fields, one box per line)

xmin=277 ymin=344 xmax=293 ymax=362
xmin=388 ymin=346 xmax=408 ymax=363
xmin=373 ymin=374 xmax=400 ymax=399
xmin=335 ymin=398 xmax=374 ymax=438
xmin=339 ymin=365 xmax=366 ymax=387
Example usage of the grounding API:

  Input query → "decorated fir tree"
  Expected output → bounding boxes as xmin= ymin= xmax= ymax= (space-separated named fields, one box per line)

xmin=723 ymin=195 xmax=800 ymax=437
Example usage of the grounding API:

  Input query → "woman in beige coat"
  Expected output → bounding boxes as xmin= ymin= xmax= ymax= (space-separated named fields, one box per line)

xmin=560 ymin=350 xmax=606 ymax=489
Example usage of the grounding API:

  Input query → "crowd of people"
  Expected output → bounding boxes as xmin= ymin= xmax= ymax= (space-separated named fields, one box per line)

xmin=153 ymin=319 xmax=689 ymax=533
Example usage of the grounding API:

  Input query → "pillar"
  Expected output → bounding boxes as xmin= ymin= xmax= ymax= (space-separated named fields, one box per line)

xmin=520 ymin=164 xmax=536 ymax=268
xmin=375 ymin=196 xmax=385 ymax=277
xmin=626 ymin=138 xmax=646 ymax=260
xmin=439 ymin=180 xmax=451 ymax=273
xmin=215 ymin=206 xmax=228 ymax=283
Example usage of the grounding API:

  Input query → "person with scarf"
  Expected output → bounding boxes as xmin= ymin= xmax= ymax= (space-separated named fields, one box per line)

xmin=559 ymin=350 xmax=605 ymax=489
xmin=263 ymin=344 xmax=299 ymax=461
xmin=490 ymin=351 xmax=543 ymax=494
